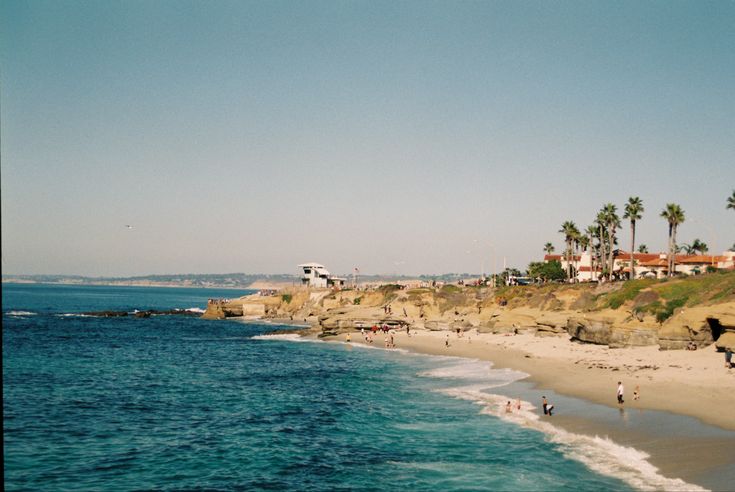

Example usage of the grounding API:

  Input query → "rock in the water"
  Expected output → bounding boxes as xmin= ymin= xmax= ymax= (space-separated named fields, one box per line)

xmin=82 ymin=310 xmax=128 ymax=317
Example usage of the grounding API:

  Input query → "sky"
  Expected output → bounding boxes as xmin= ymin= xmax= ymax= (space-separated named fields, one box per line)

xmin=2 ymin=0 xmax=734 ymax=277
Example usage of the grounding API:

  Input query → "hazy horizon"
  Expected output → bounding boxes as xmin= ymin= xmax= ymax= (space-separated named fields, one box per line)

xmin=2 ymin=0 xmax=734 ymax=277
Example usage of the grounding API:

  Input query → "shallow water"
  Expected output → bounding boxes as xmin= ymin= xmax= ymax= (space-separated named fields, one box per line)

xmin=2 ymin=284 xmax=718 ymax=490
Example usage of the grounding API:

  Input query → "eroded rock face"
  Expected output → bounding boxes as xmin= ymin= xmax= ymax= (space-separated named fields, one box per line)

xmin=425 ymin=320 xmax=450 ymax=331
xmin=657 ymin=323 xmax=713 ymax=350
xmin=608 ymin=327 xmax=658 ymax=348
xmin=657 ymin=306 xmax=735 ymax=350
xmin=567 ymin=317 xmax=659 ymax=347
xmin=567 ymin=317 xmax=613 ymax=345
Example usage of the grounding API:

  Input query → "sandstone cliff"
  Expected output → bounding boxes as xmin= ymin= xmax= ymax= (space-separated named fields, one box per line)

xmin=203 ymin=273 xmax=735 ymax=350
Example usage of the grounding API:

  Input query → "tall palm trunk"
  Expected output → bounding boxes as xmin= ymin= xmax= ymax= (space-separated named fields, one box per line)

xmin=607 ymin=228 xmax=615 ymax=280
xmin=667 ymin=223 xmax=674 ymax=277
xmin=566 ymin=239 xmax=572 ymax=280
xmin=630 ymin=221 xmax=636 ymax=280
xmin=671 ymin=225 xmax=678 ymax=277
xmin=599 ymin=225 xmax=606 ymax=280
xmin=589 ymin=232 xmax=595 ymax=281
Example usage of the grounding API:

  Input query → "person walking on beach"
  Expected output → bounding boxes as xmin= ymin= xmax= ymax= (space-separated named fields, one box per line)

xmin=726 ymin=349 xmax=733 ymax=369
xmin=633 ymin=385 xmax=640 ymax=401
xmin=617 ymin=382 xmax=625 ymax=405
xmin=445 ymin=334 xmax=450 ymax=348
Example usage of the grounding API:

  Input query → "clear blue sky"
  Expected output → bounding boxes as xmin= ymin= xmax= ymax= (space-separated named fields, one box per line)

xmin=2 ymin=0 xmax=734 ymax=276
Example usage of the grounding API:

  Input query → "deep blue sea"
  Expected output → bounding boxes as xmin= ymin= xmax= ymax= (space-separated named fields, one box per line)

xmin=2 ymin=284 xmax=710 ymax=491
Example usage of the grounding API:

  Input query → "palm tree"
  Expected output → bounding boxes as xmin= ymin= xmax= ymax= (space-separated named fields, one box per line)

xmin=559 ymin=221 xmax=579 ymax=281
xmin=600 ymin=204 xmax=620 ymax=279
xmin=596 ymin=212 xmax=608 ymax=279
xmin=727 ymin=190 xmax=735 ymax=211
xmin=638 ymin=244 xmax=649 ymax=253
xmin=679 ymin=243 xmax=695 ymax=255
xmin=660 ymin=203 xmax=685 ymax=277
xmin=690 ymin=238 xmax=708 ymax=255
xmin=585 ymin=225 xmax=598 ymax=281
xmin=544 ymin=243 xmax=555 ymax=255
xmin=623 ymin=197 xmax=644 ymax=280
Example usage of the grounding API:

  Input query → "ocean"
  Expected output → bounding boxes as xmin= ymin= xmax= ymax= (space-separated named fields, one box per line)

xmin=2 ymin=283 xmax=718 ymax=491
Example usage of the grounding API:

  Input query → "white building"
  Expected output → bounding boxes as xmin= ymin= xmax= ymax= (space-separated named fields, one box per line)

xmin=298 ymin=263 xmax=346 ymax=289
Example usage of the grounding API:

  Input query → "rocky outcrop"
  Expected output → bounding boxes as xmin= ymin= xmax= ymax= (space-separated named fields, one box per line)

xmin=715 ymin=332 xmax=735 ymax=352
xmin=658 ymin=306 xmax=735 ymax=350
xmin=567 ymin=316 xmax=613 ymax=345
xmin=423 ymin=320 xmax=450 ymax=331
xmin=566 ymin=316 xmax=658 ymax=348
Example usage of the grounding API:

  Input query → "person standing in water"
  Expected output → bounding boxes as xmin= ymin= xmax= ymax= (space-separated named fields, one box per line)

xmin=617 ymin=382 xmax=625 ymax=405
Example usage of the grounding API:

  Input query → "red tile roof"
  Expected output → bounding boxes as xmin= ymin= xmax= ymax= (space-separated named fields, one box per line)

xmin=544 ymin=254 xmax=581 ymax=261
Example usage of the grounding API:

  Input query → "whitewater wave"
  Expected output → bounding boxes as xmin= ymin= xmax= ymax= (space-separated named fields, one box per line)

xmin=251 ymin=334 xmax=311 ymax=342
xmin=56 ymin=313 xmax=95 ymax=318
xmin=185 ymin=307 xmax=206 ymax=313
xmin=6 ymin=310 xmax=37 ymax=316
xmin=438 ymin=385 xmax=707 ymax=491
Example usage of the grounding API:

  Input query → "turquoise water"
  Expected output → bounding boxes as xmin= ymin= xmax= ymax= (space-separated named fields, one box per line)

xmin=2 ymin=284 xmax=698 ymax=490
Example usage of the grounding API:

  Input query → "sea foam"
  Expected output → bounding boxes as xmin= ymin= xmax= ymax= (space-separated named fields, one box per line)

xmin=251 ymin=333 xmax=311 ymax=342
xmin=6 ymin=310 xmax=37 ymax=316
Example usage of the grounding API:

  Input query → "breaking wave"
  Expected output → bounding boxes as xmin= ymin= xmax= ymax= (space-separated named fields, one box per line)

xmin=6 ymin=310 xmax=37 ymax=316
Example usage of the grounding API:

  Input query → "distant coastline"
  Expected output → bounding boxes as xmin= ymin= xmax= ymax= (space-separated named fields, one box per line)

xmin=1 ymin=272 xmax=479 ymax=290
xmin=0 ymin=273 xmax=298 ymax=290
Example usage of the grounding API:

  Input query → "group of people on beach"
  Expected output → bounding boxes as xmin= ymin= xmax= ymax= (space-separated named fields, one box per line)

xmin=358 ymin=326 xmax=397 ymax=349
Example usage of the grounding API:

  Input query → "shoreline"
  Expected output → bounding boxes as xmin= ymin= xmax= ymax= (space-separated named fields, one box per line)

xmin=312 ymin=328 xmax=735 ymax=489
xmin=325 ymin=328 xmax=735 ymax=431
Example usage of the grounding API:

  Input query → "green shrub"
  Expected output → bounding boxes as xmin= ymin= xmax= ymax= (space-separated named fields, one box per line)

xmin=281 ymin=294 xmax=292 ymax=304
xmin=602 ymin=279 xmax=655 ymax=309
xmin=654 ymin=297 xmax=687 ymax=323
xmin=353 ymin=296 xmax=362 ymax=305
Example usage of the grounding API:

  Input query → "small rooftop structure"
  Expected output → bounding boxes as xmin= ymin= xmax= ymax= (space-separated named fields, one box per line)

xmin=298 ymin=262 xmax=345 ymax=289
